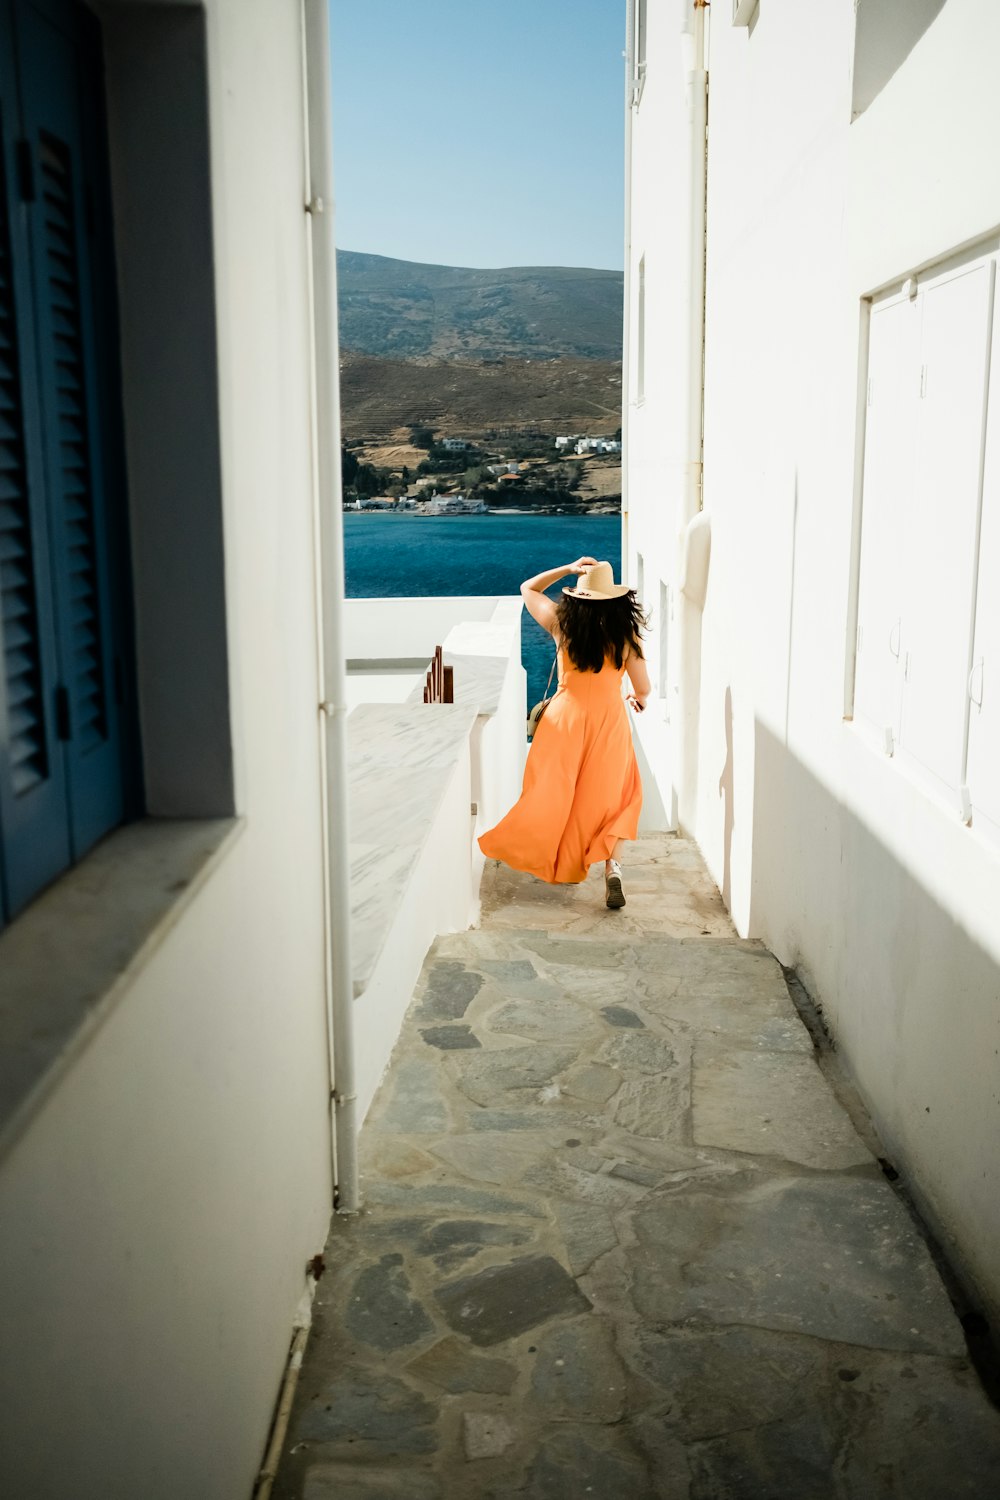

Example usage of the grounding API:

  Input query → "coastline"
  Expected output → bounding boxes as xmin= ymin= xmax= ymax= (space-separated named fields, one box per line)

xmin=342 ymin=509 xmax=623 ymax=706
xmin=343 ymin=505 xmax=621 ymax=518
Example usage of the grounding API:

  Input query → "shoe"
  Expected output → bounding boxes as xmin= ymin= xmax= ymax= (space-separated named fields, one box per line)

xmin=605 ymin=862 xmax=626 ymax=910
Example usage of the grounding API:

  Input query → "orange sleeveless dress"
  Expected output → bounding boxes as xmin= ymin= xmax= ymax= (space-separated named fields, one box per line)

xmin=479 ymin=646 xmax=642 ymax=884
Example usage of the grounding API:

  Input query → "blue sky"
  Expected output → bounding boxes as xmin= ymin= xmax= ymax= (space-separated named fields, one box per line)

xmin=329 ymin=0 xmax=625 ymax=271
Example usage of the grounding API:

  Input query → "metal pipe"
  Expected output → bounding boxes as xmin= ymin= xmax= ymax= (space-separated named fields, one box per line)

xmin=621 ymin=0 xmax=635 ymax=576
xmin=254 ymin=1279 xmax=317 ymax=1499
xmin=674 ymin=0 xmax=709 ymax=834
xmin=302 ymin=0 xmax=359 ymax=1214
xmin=684 ymin=1 xmax=708 ymax=527
xmin=254 ymin=1327 xmax=308 ymax=1500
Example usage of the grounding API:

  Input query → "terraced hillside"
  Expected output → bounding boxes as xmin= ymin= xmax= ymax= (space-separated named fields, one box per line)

xmin=340 ymin=352 xmax=622 ymax=439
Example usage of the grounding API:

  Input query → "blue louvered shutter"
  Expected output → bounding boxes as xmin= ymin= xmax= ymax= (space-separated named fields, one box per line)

xmin=0 ymin=0 xmax=135 ymax=925
xmin=18 ymin=0 xmax=125 ymax=857
xmin=0 ymin=35 xmax=73 ymax=919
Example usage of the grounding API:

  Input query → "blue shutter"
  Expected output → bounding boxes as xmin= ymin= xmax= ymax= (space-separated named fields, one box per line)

xmin=0 ymin=0 xmax=135 ymax=922
xmin=17 ymin=0 xmax=127 ymax=859
xmin=0 ymin=35 xmax=73 ymax=922
xmin=37 ymin=131 xmax=109 ymax=754
xmin=0 ymin=159 xmax=49 ymax=792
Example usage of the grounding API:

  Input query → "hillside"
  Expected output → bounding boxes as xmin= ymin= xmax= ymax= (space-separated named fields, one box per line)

xmin=339 ymin=353 xmax=622 ymax=439
xmin=337 ymin=250 xmax=623 ymax=361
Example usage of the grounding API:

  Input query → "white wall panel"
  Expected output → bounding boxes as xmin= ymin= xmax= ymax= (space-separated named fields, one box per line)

xmin=967 ymin=288 xmax=1000 ymax=841
xmin=854 ymin=296 xmax=918 ymax=744
xmin=898 ymin=262 xmax=992 ymax=802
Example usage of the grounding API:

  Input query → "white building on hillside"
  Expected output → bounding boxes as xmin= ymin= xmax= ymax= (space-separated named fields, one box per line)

xmin=624 ymin=0 xmax=1000 ymax=1328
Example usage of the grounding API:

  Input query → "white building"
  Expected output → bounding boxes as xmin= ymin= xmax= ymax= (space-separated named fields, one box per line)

xmin=624 ymin=0 xmax=1000 ymax=1326
xmin=0 ymin=3 xmax=524 ymax=1496
xmin=439 ymin=436 xmax=470 ymax=451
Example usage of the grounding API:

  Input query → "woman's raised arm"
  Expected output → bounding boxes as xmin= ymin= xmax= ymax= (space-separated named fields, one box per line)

xmin=520 ymin=556 xmax=597 ymax=635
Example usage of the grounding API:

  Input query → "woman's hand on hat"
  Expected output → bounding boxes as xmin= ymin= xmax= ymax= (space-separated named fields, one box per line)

xmin=627 ymin=692 xmax=647 ymax=713
xmin=568 ymin=556 xmax=598 ymax=574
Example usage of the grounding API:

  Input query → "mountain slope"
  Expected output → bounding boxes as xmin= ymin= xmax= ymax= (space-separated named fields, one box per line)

xmin=337 ymin=250 xmax=623 ymax=361
xmin=339 ymin=352 xmax=622 ymax=438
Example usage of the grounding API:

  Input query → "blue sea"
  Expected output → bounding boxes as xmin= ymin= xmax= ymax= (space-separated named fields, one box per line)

xmin=343 ymin=511 xmax=622 ymax=706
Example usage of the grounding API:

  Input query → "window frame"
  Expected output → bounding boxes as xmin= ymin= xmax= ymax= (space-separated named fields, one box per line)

xmin=849 ymin=236 xmax=1000 ymax=838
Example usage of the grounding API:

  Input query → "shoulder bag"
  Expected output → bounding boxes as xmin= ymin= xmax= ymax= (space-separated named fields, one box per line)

xmin=526 ymin=647 xmax=558 ymax=740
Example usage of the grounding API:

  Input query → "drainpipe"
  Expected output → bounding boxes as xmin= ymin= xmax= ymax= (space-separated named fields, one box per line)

xmin=621 ymin=4 xmax=634 ymax=575
xmin=683 ymin=0 xmax=708 ymax=533
xmin=302 ymin=0 xmax=359 ymax=1214
xmin=674 ymin=0 xmax=710 ymax=832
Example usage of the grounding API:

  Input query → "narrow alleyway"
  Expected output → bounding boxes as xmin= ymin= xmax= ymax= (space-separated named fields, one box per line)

xmin=273 ymin=835 xmax=1000 ymax=1499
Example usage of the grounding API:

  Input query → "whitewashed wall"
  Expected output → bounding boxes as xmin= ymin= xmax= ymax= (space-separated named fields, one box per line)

xmin=352 ymin=737 xmax=474 ymax=1121
xmin=0 ymin=4 xmax=334 ymax=1496
xmin=626 ymin=0 xmax=1000 ymax=1324
xmin=343 ymin=592 xmax=527 ymax=853
xmin=342 ymin=596 xmax=526 ymax=1115
xmin=623 ymin=0 xmax=691 ymax=820
xmin=344 ymin=595 xmax=500 ymax=660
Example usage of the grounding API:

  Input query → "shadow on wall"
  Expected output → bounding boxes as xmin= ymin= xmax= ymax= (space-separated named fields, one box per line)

xmin=748 ymin=717 xmax=1000 ymax=1327
xmin=718 ymin=685 xmax=734 ymax=911
xmin=677 ymin=588 xmax=705 ymax=834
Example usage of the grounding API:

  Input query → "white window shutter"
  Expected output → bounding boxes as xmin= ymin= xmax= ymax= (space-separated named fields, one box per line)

xmin=967 ymin=280 xmax=1000 ymax=842
xmin=896 ymin=262 xmax=993 ymax=803
xmin=854 ymin=296 xmax=919 ymax=747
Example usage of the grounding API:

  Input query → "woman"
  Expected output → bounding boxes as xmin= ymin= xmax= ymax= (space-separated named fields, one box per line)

xmin=479 ymin=556 xmax=651 ymax=909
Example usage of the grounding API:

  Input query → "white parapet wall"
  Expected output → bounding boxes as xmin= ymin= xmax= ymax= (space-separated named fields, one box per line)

xmin=344 ymin=596 xmax=501 ymax=663
xmin=342 ymin=596 xmax=526 ymax=1120
xmin=437 ymin=597 xmax=528 ymax=896
xmin=346 ymin=701 xmax=478 ymax=1120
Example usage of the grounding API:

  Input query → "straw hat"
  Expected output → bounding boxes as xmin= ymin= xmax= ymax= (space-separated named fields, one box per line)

xmin=563 ymin=560 xmax=631 ymax=601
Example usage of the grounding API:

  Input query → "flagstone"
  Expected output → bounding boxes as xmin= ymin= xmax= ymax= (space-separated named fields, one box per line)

xmin=405 ymin=1336 xmax=518 ymax=1396
xmin=275 ymin=835 xmax=1000 ymax=1500
xmin=628 ymin=1174 xmax=966 ymax=1355
xmin=692 ymin=1046 xmax=873 ymax=1169
xmin=434 ymin=1255 xmax=590 ymax=1347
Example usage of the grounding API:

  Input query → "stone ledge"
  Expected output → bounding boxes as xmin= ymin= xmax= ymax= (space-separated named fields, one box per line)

xmin=0 ymin=817 xmax=243 ymax=1162
xmin=347 ymin=702 xmax=477 ymax=997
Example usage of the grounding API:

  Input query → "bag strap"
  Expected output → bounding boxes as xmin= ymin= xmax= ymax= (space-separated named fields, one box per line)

xmin=542 ymin=643 xmax=558 ymax=698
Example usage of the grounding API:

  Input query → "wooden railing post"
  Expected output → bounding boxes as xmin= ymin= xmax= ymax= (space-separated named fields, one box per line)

xmin=423 ymin=645 xmax=455 ymax=704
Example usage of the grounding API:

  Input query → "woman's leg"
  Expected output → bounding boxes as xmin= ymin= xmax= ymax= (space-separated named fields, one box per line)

xmin=604 ymin=839 xmax=625 ymax=874
xmin=604 ymin=841 xmax=626 ymax=908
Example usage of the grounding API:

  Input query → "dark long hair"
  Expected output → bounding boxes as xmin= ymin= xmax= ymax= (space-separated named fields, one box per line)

xmin=555 ymin=591 xmax=648 ymax=673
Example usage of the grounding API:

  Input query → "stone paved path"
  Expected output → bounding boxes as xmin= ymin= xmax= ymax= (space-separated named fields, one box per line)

xmin=273 ymin=835 xmax=1000 ymax=1499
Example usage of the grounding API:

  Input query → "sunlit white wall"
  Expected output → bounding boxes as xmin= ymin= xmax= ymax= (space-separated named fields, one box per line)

xmin=626 ymin=0 xmax=1000 ymax=1325
xmin=623 ymin=0 xmax=694 ymax=823
xmin=0 ymin=4 xmax=334 ymax=1496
